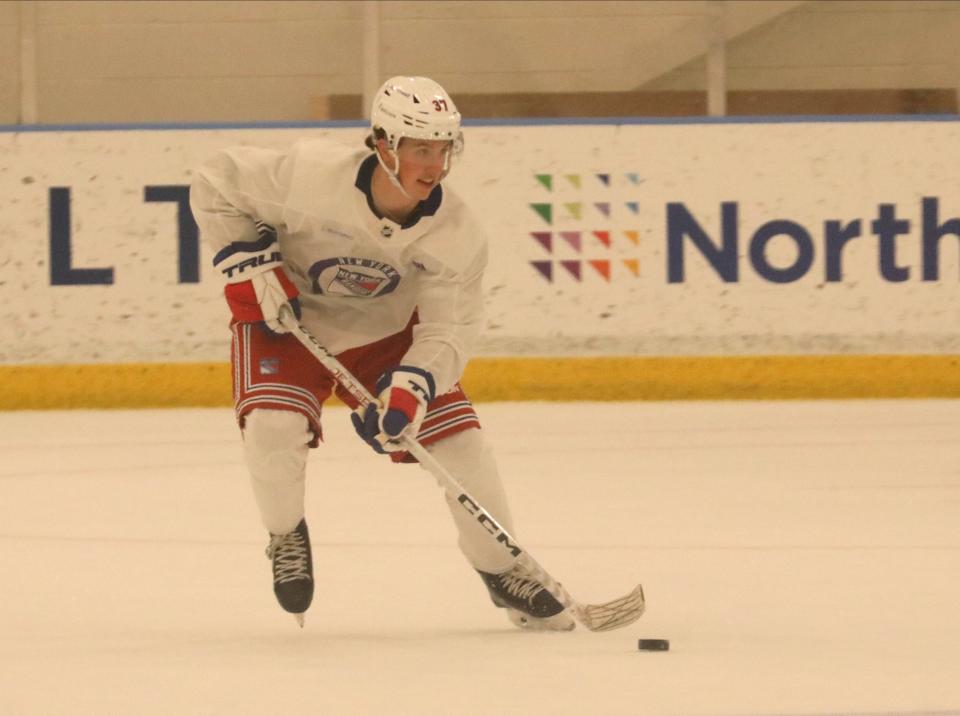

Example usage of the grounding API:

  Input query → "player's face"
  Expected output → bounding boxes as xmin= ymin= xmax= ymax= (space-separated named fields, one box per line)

xmin=395 ymin=139 xmax=452 ymax=200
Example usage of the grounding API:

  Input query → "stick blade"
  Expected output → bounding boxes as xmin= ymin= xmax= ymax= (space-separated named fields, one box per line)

xmin=577 ymin=584 xmax=645 ymax=632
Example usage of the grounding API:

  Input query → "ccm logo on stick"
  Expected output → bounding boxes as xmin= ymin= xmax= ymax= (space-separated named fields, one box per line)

xmin=457 ymin=494 xmax=522 ymax=557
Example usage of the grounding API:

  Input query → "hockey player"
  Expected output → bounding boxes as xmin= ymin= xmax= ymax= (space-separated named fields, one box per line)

xmin=190 ymin=76 xmax=573 ymax=631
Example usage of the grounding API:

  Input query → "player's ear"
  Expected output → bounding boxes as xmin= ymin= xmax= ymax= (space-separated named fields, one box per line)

xmin=374 ymin=137 xmax=393 ymax=159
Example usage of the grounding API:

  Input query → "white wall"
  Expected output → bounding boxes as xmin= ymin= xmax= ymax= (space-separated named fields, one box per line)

xmin=649 ymin=0 xmax=960 ymax=91
xmin=2 ymin=1 xmax=959 ymax=125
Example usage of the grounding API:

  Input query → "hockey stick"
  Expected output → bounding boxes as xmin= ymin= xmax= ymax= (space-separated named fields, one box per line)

xmin=278 ymin=306 xmax=645 ymax=632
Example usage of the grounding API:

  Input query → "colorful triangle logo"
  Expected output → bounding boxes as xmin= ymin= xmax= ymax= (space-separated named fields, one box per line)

xmin=530 ymin=203 xmax=553 ymax=224
xmin=588 ymin=260 xmax=611 ymax=281
xmin=593 ymin=231 xmax=611 ymax=248
xmin=560 ymin=260 xmax=582 ymax=281
xmin=535 ymin=174 xmax=553 ymax=191
xmin=622 ymin=259 xmax=640 ymax=277
xmin=594 ymin=202 xmax=610 ymax=217
xmin=531 ymin=261 xmax=553 ymax=282
xmin=565 ymin=174 xmax=581 ymax=190
xmin=559 ymin=231 xmax=582 ymax=252
xmin=624 ymin=230 xmax=640 ymax=246
xmin=564 ymin=203 xmax=582 ymax=221
xmin=625 ymin=201 xmax=639 ymax=215
xmin=530 ymin=232 xmax=552 ymax=253
xmin=596 ymin=173 xmax=610 ymax=186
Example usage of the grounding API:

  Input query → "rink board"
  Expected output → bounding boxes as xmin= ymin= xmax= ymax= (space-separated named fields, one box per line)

xmin=2 ymin=117 xmax=959 ymax=406
xmin=2 ymin=354 xmax=960 ymax=409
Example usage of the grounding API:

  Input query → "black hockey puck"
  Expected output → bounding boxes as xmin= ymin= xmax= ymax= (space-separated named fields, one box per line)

xmin=637 ymin=639 xmax=670 ymax=651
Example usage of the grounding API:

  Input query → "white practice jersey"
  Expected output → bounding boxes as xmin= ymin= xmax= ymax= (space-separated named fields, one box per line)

xmin=190 ymin=137 xmax=487 ymax=395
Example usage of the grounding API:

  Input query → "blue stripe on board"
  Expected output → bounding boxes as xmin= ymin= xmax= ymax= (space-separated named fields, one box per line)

xmin=0 ymin=120 xmax=367 ymax=133
xmin=0 ymin=114 xmax=957 ymax=133
xmin=466 ymin=113 xmax=960 ymax=126
xmin=738 ymin=711 xmax=960 ymax=716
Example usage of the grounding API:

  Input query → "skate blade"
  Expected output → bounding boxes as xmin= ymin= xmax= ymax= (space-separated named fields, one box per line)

xmin=507 ymin=608 xmax=576 ymax=632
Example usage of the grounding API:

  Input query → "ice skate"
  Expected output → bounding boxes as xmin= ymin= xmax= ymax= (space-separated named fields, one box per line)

xmin=477 ymin=565 xmax=575 ymax=632
xmin=266 ymin=518 xmax=314 ymax=625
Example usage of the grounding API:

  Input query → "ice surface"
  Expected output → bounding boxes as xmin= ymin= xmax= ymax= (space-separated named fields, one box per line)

xmin=1 ymin=400 xmax=958 ymax=716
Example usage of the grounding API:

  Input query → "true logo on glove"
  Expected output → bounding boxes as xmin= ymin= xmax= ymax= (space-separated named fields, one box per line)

xmin=221 ymin=250 xmax=283 ymax=279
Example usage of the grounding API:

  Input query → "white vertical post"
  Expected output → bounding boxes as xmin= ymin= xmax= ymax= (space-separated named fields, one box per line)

xmin=706 ymin=0 xmax=727 ymax=117
xmin=19 ymin=0 xmax=39 ymax=124
xmin=362 ymin=0 xmax=381 ymax=120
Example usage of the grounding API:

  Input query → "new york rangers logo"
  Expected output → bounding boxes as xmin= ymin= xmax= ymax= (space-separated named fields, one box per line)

xmin=308 ymin=257 xmax=401 ymax=298
xmin=259 ymin=358 xmax=280 ymax=375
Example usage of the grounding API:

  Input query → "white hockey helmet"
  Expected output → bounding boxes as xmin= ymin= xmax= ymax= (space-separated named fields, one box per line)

xmin=370 ymin=75 xmax=463 ymax=154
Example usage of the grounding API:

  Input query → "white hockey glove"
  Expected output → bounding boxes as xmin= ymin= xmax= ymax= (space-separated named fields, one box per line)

xmin=351 ymin=366 xmax=436 ymax=454
xmin=213 ymin=223 xmax=300 ymax=334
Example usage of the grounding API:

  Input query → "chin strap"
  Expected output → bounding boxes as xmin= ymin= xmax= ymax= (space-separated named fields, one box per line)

xmin=375 ymin=147 xmax=412 ymax=200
